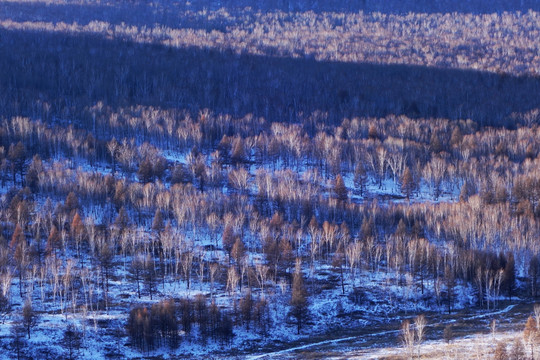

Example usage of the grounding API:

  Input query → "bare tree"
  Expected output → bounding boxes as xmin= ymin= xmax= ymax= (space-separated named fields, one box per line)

xmin=523 ymin=316 xmax=538 ymax=360
xmin=509 ymin=337 xmax=526 ymax=360
xmin=494 ymin=341 xmax=509 ymax=360
xmin=255 ymin=264 xmax=269 ymax=299
xmin=227 ymin=267 xmax=240 ymax=296
xmin=491 ymin=318 xmax=498 ymax=339
xmin=400 ymin=319 xmax=415 ymax=360
xmin=443 ymin=324 xmax=453 ymax=344
xmin=415 ymin=314 xmax=427 ymax=357
xmin=209 ymin=262 xmax=219 ymax=299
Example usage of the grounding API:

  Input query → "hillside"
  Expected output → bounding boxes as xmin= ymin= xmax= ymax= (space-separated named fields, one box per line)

xmin=0 ymin=1 xmax=539 ymax=359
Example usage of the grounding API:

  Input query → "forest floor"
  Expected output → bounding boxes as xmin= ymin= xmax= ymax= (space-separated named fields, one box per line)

xmin=234 ymin=300 xmax=534 ymax=359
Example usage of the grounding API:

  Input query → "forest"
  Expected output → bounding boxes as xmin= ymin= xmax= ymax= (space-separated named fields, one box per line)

xmin=0 ymin=0 xmax=540 ymax=359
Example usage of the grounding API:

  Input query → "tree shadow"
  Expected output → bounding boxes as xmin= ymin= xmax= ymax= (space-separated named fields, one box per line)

xmin=0 ymin=26 xmax=538 ymax=128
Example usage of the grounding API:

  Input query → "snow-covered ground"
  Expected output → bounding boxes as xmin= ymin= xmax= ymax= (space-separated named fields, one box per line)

xmin=0 ymin=253 xmax=508 ymax=360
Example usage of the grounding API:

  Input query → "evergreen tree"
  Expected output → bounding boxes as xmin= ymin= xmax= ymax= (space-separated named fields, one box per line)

xmin=25 ymin=154 xmax=42 ymax=192
xmin=231 ymin=137 xmax=247 ymax=165
xmin=8 ymin=142 xmax=26 ymax=185
xmin=530 ymin=255 xmax=539 ymax=298
xmin=353 ymin=163 xmax=368 ymax=197
xmin=114 ymin=206 xmax=130 ymax=233
xmin=179 ymin=298 xmax=193 ymax=337
xmin=64 ymin=191 xmax=80 ymax=216
xmin=152 ymin=157 xmax=167 ymax=181
xmin=368 ymin=125 xmax=378 ymax=140
xmin=333 ymin=174 xmax=348 ymax=203
xmin=503 ymin=252 xmax=516 ymax=300
xmin=151 ymin=209 xmax=164 ymax=234
xmin=22 ymin=300 xmax=36 ymax=339
xmin=290 ymin=259 xmax=309 ymax=334
xmin=222 ymin=225 xmax=236 ymax=257
xmin=231 ymin=237 xmax=246 ymax=269
xmin=130 ymin=254 xmax=144 ymax=299
xmin=10 ymin=322 xmax=27 ymax=360
xmin=444 ymin=265 xmax=456 ymax=314
xmin=143 ymin=254 xmax=156 ymax=300
xmin=400 ymin=166 xmax=415 ymax=200
xmin=71 ymin=211 xmax=86 ymax=261
xmin=137 ymin=159 xmax=154 ymax=183
xmin=63 ymin=323 xmax=82 ymax=360
xmin=240 ymin=289 xmax=253 ymax=330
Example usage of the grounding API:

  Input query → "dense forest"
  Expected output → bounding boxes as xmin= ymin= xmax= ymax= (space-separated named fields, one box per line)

xmin=0 ymin=0 xmax=540 ymax=359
